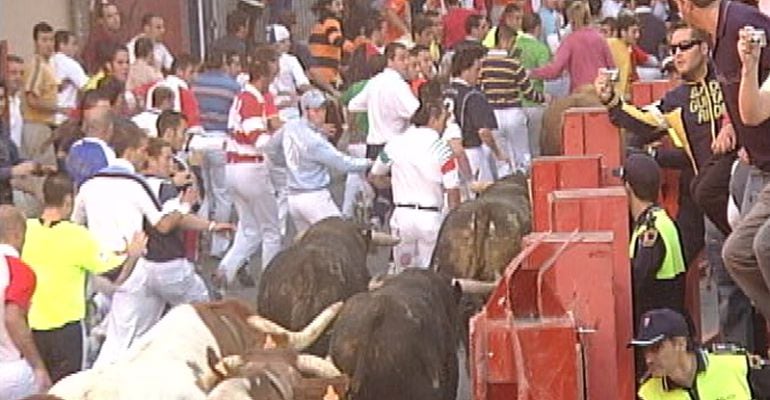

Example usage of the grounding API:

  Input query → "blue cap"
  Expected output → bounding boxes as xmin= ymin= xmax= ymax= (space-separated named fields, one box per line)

xmin=629 ymin=309 xmax=690 ymax=347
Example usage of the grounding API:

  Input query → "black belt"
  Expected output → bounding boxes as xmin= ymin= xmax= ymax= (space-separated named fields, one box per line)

xmin=395 ymin=203 xmax=440 ymax=212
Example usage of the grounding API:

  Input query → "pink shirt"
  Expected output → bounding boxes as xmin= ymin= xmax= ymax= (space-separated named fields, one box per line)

xmin=530 ymin=27 xmax=615 ymax=93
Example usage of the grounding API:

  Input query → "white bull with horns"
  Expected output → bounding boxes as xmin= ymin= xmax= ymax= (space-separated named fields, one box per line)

xmin=48 ymin=300 xmax=343 ymax=400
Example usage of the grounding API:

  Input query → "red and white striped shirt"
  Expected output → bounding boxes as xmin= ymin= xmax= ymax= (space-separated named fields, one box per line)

xmin=226 ymin=83 xmax=278 ymax=156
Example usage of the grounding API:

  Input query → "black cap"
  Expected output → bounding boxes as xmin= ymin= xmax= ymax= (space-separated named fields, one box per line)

xmin=628 ymin=309 xmax=690 ymax=347
xmin=618 ymin=153 xmax=661 ymax=201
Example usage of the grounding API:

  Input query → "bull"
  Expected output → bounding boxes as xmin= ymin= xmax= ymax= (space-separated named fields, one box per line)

xmin=257 ymin=217 xmax=398 ymax=356
xmin=431 ymin=172 xmax=531 ymax=281
xmin=48 ymin=300 xmax=342 ymax=400
xmin=327 ymin=269 xmax=461 ymax=400
xmin=540 ymin=85 xmax=603 ymax=156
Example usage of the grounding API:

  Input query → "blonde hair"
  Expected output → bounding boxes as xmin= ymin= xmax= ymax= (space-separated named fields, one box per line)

xmin=566 ymin=1 xmax=592 ymax=30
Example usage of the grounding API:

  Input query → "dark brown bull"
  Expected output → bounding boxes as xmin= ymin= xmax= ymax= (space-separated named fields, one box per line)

xmin=430 ymin=173 xmax=531 ymax=281
xmin=258 ymin=217 xmax=397 ymax=356
xmin=328 ymin=270 xmax=460 ymax=400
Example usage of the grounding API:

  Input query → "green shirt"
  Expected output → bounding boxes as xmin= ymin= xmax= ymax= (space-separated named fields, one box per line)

xmin=513 ymin=33 xmax=551 ymax=107
xmin=341 ymin=80 xmax=369 ymax=143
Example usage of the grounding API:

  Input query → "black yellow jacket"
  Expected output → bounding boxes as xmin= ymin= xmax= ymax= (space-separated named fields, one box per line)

xmin=603 ymin=65 xmax=724 ymax=174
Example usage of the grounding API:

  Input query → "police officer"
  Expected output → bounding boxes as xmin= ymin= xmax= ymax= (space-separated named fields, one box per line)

xmin=631 ymin=308 xmax=770 ymax=399
xmin=623 ymin=154 xmax=687 ymax=321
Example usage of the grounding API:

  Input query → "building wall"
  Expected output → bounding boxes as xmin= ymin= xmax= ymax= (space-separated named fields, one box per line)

xmin=0 ymin=0 xmax=72 ymax=60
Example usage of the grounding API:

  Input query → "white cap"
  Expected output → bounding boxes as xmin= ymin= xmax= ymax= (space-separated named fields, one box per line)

xmin=267 ymin=24 xmax=290 ymax=43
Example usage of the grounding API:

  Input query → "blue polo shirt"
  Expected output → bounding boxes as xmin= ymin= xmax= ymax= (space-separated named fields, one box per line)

xmin=191 ymin=71 xmax=240 ymax=133
xmin=713 ymin=0 xmax=770 ymax=171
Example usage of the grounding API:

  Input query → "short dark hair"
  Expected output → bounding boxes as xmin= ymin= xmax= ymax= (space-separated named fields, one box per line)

xmin=146 ymin=137 xmax=171 ymax=158
xmin=98 ymin=43 xmax=128 ymax=69
xmin=465 ymin=14 xmax=485 ymax=35
xmin=141 ymin=13 xmax=160 ymax=28
xmin=669 ymin=21 xmax=710 ymax=43
xmin=6 ymin=54 xmax=23 ymax=65
xmin=156 ymin=110 xmax=185 ymax=137
xmin=616 ymin=13 xmax=639 ymax=36
xmin=79 ymin=89 xmax=111 ymax=112
xmin=110 ymin=118 xmax=147 ymax=158
xmin=503 ymin=3 xmax=522 ymax=16
xmin=413 ymin=16 xmax=434 ymax=37
xmin=151 ymin=86 xmax=175 ymax=109
xmin=33 ymin=22 xmax=54 ymax=41
xmin=247 ymin=61 xmax=273 ymax=82
xmin=253 ymin=45 xmax=278 ymax=63
xmin=226 ymin=10 xmax=249 ymax=34
xmin=134 ymin=37 xmax=154 ymax=59
xmin=54 ymin=30 xmax=74 ymax=52
xmin=43 ymin=173 xmax=74 ymax=207
xmin=95 ymin=2 xmax=118 ymax=19
xmin=450 ymin=44 xmax=487 ymax=77
xmin=171 ymin=54 xmax=199 ymax=75
xmin=384 ymin=42 xmax=407 ymax=61
xmin=691 ymin=0 xmax=719 ymax=7
xmin=410 ymin=44 xmax=430 ymax=57
xmin=522 ymin=13 xmax=542 ymax=33
xmin=96 ymin=76 xmax=125 ymax=106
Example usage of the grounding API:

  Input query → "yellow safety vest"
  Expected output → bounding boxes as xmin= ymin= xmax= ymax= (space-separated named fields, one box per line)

xmin=638 ymin=353 xmax=752 ymax=400
xmin=629 ymin=207 xmax=686 ymax=279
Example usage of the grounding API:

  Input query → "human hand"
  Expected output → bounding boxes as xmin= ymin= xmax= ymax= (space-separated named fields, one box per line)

xmin=172 ymin=172 xmax=193 ymax=187
xmin=712 ymin=123 xmax=737 ymax=154
xmin=11 ymin=161 xmax=37 ymax=177
xmin=738 ymin=147 xmax=751 ymax=165
xmin=126 ymin=231 xmax=148 ymax=258
xmin=738 ymin=26 xmax=764 ymax=72
xmin=594 ymin=71 xmax=614 ymax=103
xmin=211 ymin=222 xmax=235 ymax=233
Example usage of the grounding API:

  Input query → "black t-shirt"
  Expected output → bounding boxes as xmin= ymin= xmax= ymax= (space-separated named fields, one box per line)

xmin=144 ymin=177 xmax=185 ymax=262
xmin=447 ymin=81 xmax=498 ymax=148
xmin=713 ymin=0 xmax=770 ymax=172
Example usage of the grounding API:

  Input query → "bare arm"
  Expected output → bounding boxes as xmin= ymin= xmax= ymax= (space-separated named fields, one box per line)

xmin=738 ymin=31 xmax=770 ymax=126
xmin=25 ymin=92 xmax=59 ymax=114
xmin=5 ymin=304 xmax=51 ymax=391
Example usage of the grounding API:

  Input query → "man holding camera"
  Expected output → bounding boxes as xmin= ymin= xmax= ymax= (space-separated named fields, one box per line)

xmin=674 ymin=0 xmax=770 ymax=321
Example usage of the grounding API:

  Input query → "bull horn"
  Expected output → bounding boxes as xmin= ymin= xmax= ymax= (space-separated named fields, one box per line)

xmin=296 ymin=354 xmax=342 ymax=378
xmin=370 ymin=231 xmax=400 ymax=246
xmin=452 ymin=278 xmax=499 ymax=294
xmin=197 ymin=355 xmax=245 ymax=391
xmin=469 ymin=181 xmax=494 ymax=194
xmin=247 ymin=302 xmax=344 ymax=350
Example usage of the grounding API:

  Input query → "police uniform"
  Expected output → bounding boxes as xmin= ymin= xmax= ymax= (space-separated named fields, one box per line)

xmin=639 ymin=348 xmax=754 ymax=400
xmin=630 ymin=204 xmax=687 ymax=319
xmin=218 ymin=83 xmax=282 ymax=284
xmin=371 ymin=125 xmax=460 ymax=271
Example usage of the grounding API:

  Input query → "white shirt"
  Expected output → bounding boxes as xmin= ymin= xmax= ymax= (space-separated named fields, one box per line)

xmin=52 ymin=52 xmax=88 ymax=125
xmin=371 ymin=126 xmax=459 ymax=208
xmin=270 ymin=53 xmax=310 ymax=122
xmin=145 ymin=75 xmax=187 ymax=113
xmin=601 ymin=0 xmax=625 ymax=18
xmin=127 ymin=35 xmax=174 ymax=71
xmin=72 ymin=159 xmax=166 ymax=255
xmin=348 ymin=68 xmax=420 ymax=146
xmin=8 ymin=94 xmax=22 ymax=148
xmin=131 ymin=109 xmax=162 ymax=137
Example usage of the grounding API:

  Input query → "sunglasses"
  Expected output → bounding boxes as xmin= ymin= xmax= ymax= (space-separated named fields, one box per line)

xmin=669 ymin=40 xmax=702 ymax=55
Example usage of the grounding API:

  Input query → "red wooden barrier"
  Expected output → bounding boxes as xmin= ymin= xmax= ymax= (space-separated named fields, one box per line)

xmin=471 ymin=232 xmax=619 ymax=400
xmin=562 ymin=107 xmax=624 ymax=186
xmin=530 ymin=155 xmax=602 ymax=231
xmin=548 ymin=187 xmax=635 ymax=399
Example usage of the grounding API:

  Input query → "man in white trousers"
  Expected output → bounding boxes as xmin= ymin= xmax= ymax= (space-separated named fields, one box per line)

xmin=370 ymin=94 xmax=461 ymax=271
xmin=216 ymin=61 xmax=282 ymax=286
xmin=280 ymin=90 xmax=372 ymax=232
